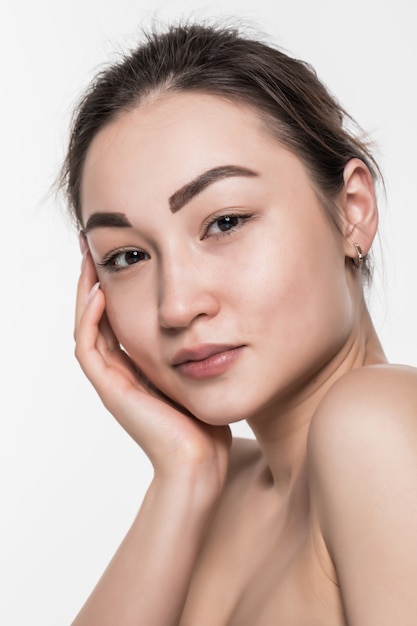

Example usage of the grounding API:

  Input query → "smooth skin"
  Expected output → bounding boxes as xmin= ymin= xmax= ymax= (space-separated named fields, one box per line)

xmin=72 ymin=93 xmax=417 ymax=625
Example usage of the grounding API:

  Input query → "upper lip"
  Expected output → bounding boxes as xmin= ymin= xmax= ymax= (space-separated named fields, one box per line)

xmin=171 ymin=344 xmax=241 ymax=366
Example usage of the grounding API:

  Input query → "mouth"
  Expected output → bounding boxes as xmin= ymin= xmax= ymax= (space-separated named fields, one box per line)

xmin=171 ymin=344 xmax=245 ymax=380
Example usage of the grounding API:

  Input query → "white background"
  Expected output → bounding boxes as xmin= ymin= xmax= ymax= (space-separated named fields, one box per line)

xmin=1 ymin=0 xmax=416 ymax=624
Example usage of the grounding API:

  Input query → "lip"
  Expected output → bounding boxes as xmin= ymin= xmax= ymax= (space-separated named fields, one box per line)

xmin=171 ymin=344 xmax=244 ymax=380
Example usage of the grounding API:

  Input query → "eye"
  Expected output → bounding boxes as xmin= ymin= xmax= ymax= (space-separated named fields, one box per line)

xmin=97 ymin=248 xmax=150 ymax=273
xmin=202 ymin=213 xmax=253 ymax=238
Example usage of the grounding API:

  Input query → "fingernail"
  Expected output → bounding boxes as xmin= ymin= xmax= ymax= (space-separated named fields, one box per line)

xmin=87 ymin=281 xmax=100 ymax=303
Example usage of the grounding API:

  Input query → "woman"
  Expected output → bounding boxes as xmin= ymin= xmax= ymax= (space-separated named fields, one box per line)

xmin=62 ymin=22 xmax=417 ymax=625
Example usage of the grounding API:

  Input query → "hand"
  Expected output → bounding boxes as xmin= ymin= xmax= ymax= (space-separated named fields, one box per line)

xmin=74 ymin=248 xmax=231 ymax=489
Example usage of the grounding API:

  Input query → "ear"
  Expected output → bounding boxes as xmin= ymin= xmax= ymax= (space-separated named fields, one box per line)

xmin=339 ymin=158 xmax=378 ymax=259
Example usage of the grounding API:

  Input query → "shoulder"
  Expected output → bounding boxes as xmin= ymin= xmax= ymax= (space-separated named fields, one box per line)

xmin=318 ymin=361 xmax=417 ymax=412
xmin=307 ymin=363 xmax=417 ymax=506
xmin=307 ymin=365 xmax=417 ymax=623
xmin=308 ymin=363 xmax=417 ymax=460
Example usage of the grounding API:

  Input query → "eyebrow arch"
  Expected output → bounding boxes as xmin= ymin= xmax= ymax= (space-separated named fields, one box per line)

xmin=169 ymin=165 xmax=259 ymax=213
xmin=83 ymin=212 xmax=132 ymax=234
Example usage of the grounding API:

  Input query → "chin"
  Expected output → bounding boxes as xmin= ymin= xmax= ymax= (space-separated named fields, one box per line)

xmin=179 ymin=393 xmax=261 ymax=426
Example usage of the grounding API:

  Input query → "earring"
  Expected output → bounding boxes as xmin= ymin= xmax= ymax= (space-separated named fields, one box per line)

xmin=352 ymin=243 xmax=363 ymax=270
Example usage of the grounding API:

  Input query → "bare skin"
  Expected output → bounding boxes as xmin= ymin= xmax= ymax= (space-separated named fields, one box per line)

xmin=71 ymin=94 xmax=417 ymax=625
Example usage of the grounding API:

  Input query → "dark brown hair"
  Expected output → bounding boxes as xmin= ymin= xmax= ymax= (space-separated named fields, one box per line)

xmin=61 ymin=21 xmax=381 ymax=276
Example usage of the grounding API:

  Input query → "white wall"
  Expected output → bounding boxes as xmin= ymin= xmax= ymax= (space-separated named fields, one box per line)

xmin=1 ymin=0 xmax=416 ymax=623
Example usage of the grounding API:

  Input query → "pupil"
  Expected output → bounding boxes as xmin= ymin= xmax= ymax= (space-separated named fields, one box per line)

xmin=219 ymin=216 xmax=238 ymax=231
xmin=126 ymin=250 xmax=141 ymax=264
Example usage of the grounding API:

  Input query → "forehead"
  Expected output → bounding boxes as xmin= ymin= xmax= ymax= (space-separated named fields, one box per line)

xmin=82 ymin=92 xmax=272 ymax=171
xmin=80 ymin=93 xmax=308 ymax=221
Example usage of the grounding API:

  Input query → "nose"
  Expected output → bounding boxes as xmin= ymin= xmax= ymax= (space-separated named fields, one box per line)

xmin=157 ymin=253 xmax=220 ymax=330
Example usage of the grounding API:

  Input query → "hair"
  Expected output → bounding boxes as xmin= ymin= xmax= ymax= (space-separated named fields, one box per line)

xmin=60 ymin=21 xmax=381 ymax=278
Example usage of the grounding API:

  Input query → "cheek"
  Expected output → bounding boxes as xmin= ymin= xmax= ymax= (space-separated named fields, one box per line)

xmin=103 ymin=286 xmax=156 ymax=363
xmin=245 ymin=225 xmax=353 ymax=342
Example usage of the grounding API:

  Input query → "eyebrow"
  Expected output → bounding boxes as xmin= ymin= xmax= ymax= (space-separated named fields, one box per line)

xmin=83 ymin=165 xmax=259 ymax=233
xmin=83 ymin=212 xmax=132 ymax=234
xmin=169 ymin=165 xmax=259 ymax=213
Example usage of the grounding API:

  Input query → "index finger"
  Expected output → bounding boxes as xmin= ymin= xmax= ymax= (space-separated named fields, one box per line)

xmin=74 ymin=249 xmax=99 ymax=340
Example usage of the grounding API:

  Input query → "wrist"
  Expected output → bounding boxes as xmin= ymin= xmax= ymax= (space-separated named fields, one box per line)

xmin=152 ymin=464 xmax=226 ymax=510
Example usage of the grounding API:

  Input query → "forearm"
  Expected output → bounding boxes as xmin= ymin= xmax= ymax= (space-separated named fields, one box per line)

xmin=71 ymin=471 xmax=219 ymax=626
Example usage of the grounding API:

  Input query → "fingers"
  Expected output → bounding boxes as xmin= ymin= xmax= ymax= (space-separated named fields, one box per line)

xmin=74 ymin=249 xmax=98 ymax=340
xmin=74 ymin=246 xmax=113 ymax=367
xmin=74 ymin=276 xmax=107 ymax=378
xmin=75 ymin=246 xmax=118 ymax=344
xmin=79 ymin=231 xmax=88 ymax=254
xmin=74 ymin=246 xmax=134 ymax=388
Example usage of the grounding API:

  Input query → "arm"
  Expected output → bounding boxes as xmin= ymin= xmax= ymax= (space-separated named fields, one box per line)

xmin=308 ymin=365 xmax=417 ymax=626
xmin=72 ymin=473 xmax=221 ymax=626
xmin=71 ymin=251 xmax=231 ymax=625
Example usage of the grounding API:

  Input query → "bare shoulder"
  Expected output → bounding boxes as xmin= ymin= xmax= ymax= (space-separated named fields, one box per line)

xmin=308 ymin=363 xmax=417 ymax=458
xmin=319 ymin=362 xmax=417 ymax=409
xmin=307 ymin=364 xmax=417 ymax=623
xmin=307 ymin=363 xmax=417 ymax=496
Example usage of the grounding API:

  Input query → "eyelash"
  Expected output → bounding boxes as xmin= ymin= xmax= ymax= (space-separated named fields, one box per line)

xmin=97 ymin=247 xmax=150 ymax=273
xmin=97 ymin=212 xmax=254 ymax=273
xmin=201 ymin=212 xmax=254 ymax=239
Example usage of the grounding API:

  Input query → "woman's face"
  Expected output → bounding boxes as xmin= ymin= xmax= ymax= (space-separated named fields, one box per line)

xmin=81 ymin=93 xmax=356 ymax=424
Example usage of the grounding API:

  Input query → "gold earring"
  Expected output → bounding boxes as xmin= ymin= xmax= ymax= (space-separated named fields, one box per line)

xmin=352 ymin=243 xmax=363 ymax=270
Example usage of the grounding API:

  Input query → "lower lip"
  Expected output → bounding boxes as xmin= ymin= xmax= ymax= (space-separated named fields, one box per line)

xmin=175 ymin=347 xmax=244 ymax=380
